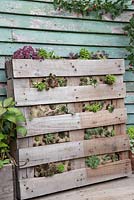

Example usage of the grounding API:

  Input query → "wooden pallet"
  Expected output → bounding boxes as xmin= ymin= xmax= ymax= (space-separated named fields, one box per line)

xmin=6 ymin=59 xmax=132 ymax=200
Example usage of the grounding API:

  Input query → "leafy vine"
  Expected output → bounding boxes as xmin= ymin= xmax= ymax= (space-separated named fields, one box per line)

xmin=53 ymin=0 xmax=128 ymax=19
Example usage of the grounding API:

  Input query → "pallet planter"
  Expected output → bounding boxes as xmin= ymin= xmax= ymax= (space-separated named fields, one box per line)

xmin=6 ymin=59 xmax=132 ymax=200
xmin=0 ymin=164 xmax=14 ymax=200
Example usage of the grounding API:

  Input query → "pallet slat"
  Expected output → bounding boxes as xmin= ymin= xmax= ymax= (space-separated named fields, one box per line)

xmin=19 ymin=135 xmax=130 ymax=168
xmin=12 ymin=59 xmax=125 ymax=78
xmin=14 ymin=83 xmax=126 ymax=106
xmin=19 ymin=108 xmax=127 ymax=138
xmin=19 ymin=159 xmax=131 ymax=200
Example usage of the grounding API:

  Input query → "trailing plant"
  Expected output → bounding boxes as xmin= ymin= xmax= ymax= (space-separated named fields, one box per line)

xmin=85 ymin=155 xmax=100 ymax=169
xmin=53 ymin=0 xmax=128 ymax=19
xmin=80 ymin=77 xmax=98 ymax=87
xmin=33 ymin=74 xmax=67 ymax=91
xmin=123 ymin=15 xmax=134 ymax=71
xmin=84 ymin=127 xmax=115 ymax=140
xmin=0 ymin=98 xmax=27 ymax=168
xmin=83 ymin=102 xmax=103 ymax=112
xmin=104 ymin=74 xmax=116 ymax=85
xmin=127 ymin=126 xmax=134 ymax=153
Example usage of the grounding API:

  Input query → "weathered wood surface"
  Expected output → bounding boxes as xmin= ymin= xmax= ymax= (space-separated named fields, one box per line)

xmin=18 ymin=108 xmax=127 ymax=138
xmin=0 ymin=164 xmax=14 ymax=200
xmin=19 ymin=159 xmax=131 ymax=200
xmin=14 ymin=83 xmax=126 ymax=106
xmin=19 ymin=135 xmax=130 ymax=168
xmin=11 ymin=59 xmax=125 ymax=78
xmin=34 ymin=175 xmax=134 ymax=200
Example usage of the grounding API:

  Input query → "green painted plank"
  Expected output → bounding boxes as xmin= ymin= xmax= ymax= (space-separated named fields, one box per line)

xmin=0 ymin=43 xmax=127 ymax=58
xmin=124 ymin=71 xmax=134 ymax=82
xmin=0 ymin=96 xmax=6 ymax=101
xmin=0 ymin=85 xmax=6 ymax=96
xmin=0 ymin=57 xmax=6 ymax=69
xmin=126 ymin=104 xmax=134 ymax=114
xmin=125 ymin=94 xmax=134 ymax=104
xmin=0 ymin=13 xmax=126 ymax=34
xmin=0 ymin=28 xmax=12 ymax=42
xmin=0 ymin=70 xmax=7 ymax=82
xmin=0 ymin=0 xmax=133 ymax=22
xmin=126 ymin=82 xmax=134 ymax=92
xmin=11 ymin=29 xmax=129 ymax=47
xmin=127 ymin=114 xmax=134 ymax=124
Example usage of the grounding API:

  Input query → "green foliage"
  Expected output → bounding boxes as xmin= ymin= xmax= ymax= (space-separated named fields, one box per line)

xmin=83 ymin=102 xmax=103 ymax=112
xmin=79 ymin=48 xmax=92 ymax=60
xmin=38 ymin=49 xmax=60 ymax=59
xmin=127 ymin=126 xmax=134 ymax=153
xmin=106 ymin=104 xmax=115 ymax=113
xmin=104 ymin=75 xmax=116 ymax=85
xmin=56 ymin=163 xmax=65 ymax=173
xmin=80 ymin=77 xmax=98 ymax=87
xmin=53 ymin=0 xmax=128 ymax=19
xmin=85 ymin=155 xmax=100 ymax=169
xmin=44 ymin=134 xmax=55 ymax=144
xmin=33 ymin=74 xmax=67 ymax=91
xmin=123 ymin=16 xmax=134 ymax=71
xmin=84 ymin=127 xmax=115 ymax=140
xmin=57 ymin=105 xmax=68 ymax=114
xmin=0 ymin=98 xmax=27 ymax=168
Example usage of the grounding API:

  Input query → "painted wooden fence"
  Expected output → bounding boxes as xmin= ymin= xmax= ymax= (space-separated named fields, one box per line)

xmin=0 ymin=0 xmax=134 ymax=126
xmin=6 ymin=58 xmax=131 ymax=199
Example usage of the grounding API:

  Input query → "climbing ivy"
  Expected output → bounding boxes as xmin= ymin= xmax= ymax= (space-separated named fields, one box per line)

xmin=53 ymin=0 xmax=128 ymax=19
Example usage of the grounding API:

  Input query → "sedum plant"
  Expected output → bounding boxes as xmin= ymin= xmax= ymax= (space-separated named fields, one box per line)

xmin=85 ymin=155 xmax=100 ymax=169
xmin=104 ymin=74 xmax=116 ymax=85
xmin=0 ymin=98 xmax=27 ymax=168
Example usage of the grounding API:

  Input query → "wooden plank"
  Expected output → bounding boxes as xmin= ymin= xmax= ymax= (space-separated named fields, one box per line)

xmin=11 ymin=29 xmax=129 ymax=47
xmin=125 ymin=94 xmax=134 ymax=104
xmin=14 ymin=83 xmax=126 ymax=106
xmin=0 ymin=70 xmax=6 ymax=82
xmin=12 ymin=59 xmax=125 ymax=78
xmin=19 ymin=159 xmax=131 ymax=200
xmin=18 ymin=108 xmax=127 ymax=138
xmin=124 ymin=71 xmax=134 ymax=82
xmin=0 ymin=43 xmax=127 ymax=59
xmin=0 ymin=164 xmax=14 ymax=200
xmin=0 ymin=13 xmax=126 ymax=34
xmin=0 ymin=0 xmax=133 ymax=22
xmin=127 ymin=114 xmax=134 ymax=124
xmin=19 ymin=135 xmax=130 ymax=168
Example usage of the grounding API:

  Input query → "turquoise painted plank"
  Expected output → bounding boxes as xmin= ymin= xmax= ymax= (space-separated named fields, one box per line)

xmin=0 ymin=28 xmax=12 ymax=42
xmin=0 ymin=57 xmax=6 ymax=69
xmin=12 ymin=29 xmax=129 ymax=47
xmin=125 ymin=95 xmax=134 ymax=104
xmin=0 ymin=96 xmax=6 ymax=101
xmin=127 ymin=114 xmax=134 ymax=124
xmin=0 ymin=86 xmax=6 ymax=96
xmin=126 ymin=104 xmax=134 ymax=114
xmin=126 ymin=82 xmax=134 ymax=92
xmin=0 ymin=13 xmax=126 ymax=34
xmin=0 ymin=70 xmax=6 ymax=82
xmin=124 ymin=71 xmax=134 ymax=81
xmin=0 ymin=0 xmax=133 ymax=22
xmin=0 ymin=43 xmax=127 ymax=58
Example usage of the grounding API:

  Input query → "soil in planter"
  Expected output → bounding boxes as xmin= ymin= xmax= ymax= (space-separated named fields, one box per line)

xmin=34 ymin=161 xmax=71 ymax=177
xmin=33 ymin=132 xmax=70 ymax=147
